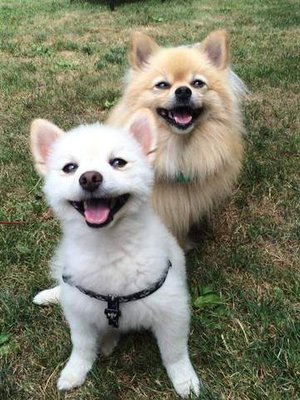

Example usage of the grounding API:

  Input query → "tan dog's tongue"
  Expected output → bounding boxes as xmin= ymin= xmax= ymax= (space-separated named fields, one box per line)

xmin=174 ymin=114 xmax=192 ymax=125
xmin=84 ymin=200 xmax=110 ymax=225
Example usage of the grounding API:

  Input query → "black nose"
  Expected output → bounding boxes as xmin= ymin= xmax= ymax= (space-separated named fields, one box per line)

xmin=79 ymin=171 xmax=103 ymax=192
xmin=175 ymin=86 xmax=192 ymax=102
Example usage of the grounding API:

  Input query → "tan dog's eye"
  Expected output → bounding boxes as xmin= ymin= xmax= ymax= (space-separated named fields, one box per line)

xmin=155 ymin=81 xmax=171 ymax=89
xmin=192 ymin=79 xmax=205 ymax=88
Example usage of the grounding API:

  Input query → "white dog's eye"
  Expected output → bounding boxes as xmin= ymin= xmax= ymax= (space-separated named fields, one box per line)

xmin=62 ymin=163 xmax=78 ymax=173
xmin=192 ymin=79 xmax=205 ymax=88
xmin=155 ymin=81 xmax=171 ymax=89
xmin=109 ymin=158 xmax=127 ymax=169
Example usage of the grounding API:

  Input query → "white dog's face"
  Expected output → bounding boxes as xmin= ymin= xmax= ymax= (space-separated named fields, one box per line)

xmin=30 ymin=112 xmax=156 ymax=229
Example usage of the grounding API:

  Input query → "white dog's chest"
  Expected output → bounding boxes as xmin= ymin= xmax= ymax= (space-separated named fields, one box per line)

xmin=61 ymin=240 xmax=172 ymax=294
xmin=59 ymin=227 xmax=184 ymax=333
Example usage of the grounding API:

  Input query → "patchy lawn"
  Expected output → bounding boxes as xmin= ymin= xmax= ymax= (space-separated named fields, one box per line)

xmin=0 ymin=0 xmax=299 ymax=399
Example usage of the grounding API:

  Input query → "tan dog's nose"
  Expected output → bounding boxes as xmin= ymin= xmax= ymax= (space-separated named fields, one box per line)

xmin=79 ymin=171 xmax=103 ymax=192
xmin=175 ymin=86 xmax=192 ymax=102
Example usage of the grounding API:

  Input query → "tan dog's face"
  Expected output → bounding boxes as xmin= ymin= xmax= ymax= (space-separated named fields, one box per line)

xmin=127 ymin=31 xmax=231 ymax=134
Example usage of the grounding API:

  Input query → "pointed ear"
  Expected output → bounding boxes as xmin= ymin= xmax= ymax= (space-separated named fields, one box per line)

xmin=202 ymin=30 xmax=230 ymax=69
xmin=30 ymin=119 xmax=63 ymax=175
xmin=126 ymin=109 xmax=157 ymax=162
xmin=128 ymin=32 xmax=159 ymax=70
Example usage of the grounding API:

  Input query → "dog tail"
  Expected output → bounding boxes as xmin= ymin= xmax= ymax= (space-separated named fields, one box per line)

xmin=229 ymin=69 xmax=249 ymax=101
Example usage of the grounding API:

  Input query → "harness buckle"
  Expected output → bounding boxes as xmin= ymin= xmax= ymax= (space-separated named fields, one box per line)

xmin=104 ymin=296 xmax=121 ymax=328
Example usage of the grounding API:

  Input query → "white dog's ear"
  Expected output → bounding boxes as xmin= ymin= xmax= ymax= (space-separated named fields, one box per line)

xmin=129 ymin=32 xmax=159 ymax=70
xmin=202 ymin=30 xmax=230 ymax=69
xmin=126 ymin=109 xmax=157 ymax=162
xmin=30 ymin=119 xmax=63 ymax=175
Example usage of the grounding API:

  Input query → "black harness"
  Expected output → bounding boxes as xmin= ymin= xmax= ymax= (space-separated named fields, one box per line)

xmin=62 ymin=260 xmax=172 ymax=328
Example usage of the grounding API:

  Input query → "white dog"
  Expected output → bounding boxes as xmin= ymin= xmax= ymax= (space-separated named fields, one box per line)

xmin=30 ymin=110 xmax=200 ymax=398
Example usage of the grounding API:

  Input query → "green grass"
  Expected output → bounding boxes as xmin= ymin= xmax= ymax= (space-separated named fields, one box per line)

xmin=0 ymin=0 xmax=299 ymax=399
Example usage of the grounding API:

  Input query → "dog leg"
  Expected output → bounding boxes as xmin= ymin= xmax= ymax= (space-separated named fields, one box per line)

xmin=33 ymin=285 xmax=60 ymax=305
xmin=57 ymin=318 xmax=99 ymax=391
xmin=153 ymin=320 xmax=200 ymax=398
xmin=100 ymin=330 xmax=120 ymax=356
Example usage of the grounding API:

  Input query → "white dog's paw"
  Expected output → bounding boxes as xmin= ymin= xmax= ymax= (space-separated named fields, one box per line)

xmin=173 ymin=373 xmax=200 ymax=398
xmin=100 ymin=332 xmax=120 ymax=357
xmin=167 ymin=360 xmax=201 ymax=398
xmin=33 ymin=286 xmax=60 ymax=305
xmin=57 ymin=367 xmax=87 ymax=391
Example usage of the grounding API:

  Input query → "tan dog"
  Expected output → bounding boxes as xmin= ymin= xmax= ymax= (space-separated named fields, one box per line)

xmin=108 ymin=30 xmax=245 ymax=246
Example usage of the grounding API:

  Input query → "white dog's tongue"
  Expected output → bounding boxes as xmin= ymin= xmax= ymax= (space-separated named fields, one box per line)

xmin=84 ymin=199 xmax=110 ymax=225
xmin=174 ymin=113 xmax=192 ymax=125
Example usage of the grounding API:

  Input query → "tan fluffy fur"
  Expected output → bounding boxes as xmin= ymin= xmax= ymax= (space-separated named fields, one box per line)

xmin=108 ymin=31 xmax=245 ymax=246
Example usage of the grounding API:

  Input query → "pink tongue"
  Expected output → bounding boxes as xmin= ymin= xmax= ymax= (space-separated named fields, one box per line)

xmin=174 ymin=114 xmax=192 ymax=125
xmin=84 ymin=202 xmax=110 ymax=225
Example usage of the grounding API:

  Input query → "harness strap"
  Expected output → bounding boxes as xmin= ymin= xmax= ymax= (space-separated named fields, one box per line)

xmin=62 ymin=260 xmax=172 ymax=328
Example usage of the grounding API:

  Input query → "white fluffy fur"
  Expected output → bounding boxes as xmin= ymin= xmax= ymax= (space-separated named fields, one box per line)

xmin=31 ymin=119 xmax=200 ymax=397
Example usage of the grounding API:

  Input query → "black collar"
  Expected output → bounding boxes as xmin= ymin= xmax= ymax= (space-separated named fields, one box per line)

xmin=62 ymin=260 xmax=172 ymax=328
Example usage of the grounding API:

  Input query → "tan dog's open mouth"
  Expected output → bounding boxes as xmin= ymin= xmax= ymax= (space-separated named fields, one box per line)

xmin=69 ymin=194 xmax=130 ymax=228
xmin=156 ymin=106 xmax=204 ymax=131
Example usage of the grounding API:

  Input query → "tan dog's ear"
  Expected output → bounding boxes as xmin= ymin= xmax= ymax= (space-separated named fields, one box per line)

xmin=30 ymin=119 xmax=63 ymax=175
xmin=202 ymin=30 xmax=230 ymax=69
xmin=126 ymin=108 xmax=157 ymax=162
xmin=129 ymin=32 xmax=159 ymax=70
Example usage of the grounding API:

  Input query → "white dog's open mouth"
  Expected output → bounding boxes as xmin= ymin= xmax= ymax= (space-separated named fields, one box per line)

xmin=69 ymin=195 xmax=130 ymax=228
xmin=156 ymin=106 xmax=204 ymax=131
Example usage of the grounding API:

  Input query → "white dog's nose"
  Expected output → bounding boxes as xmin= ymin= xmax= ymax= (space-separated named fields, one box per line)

xmin=79 ymin=171 xmax=103 ymax=192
